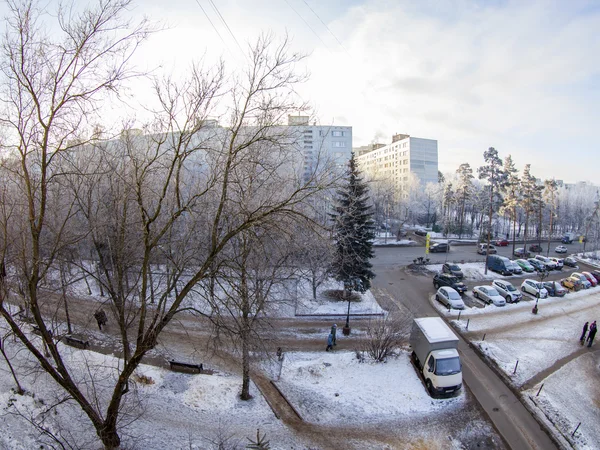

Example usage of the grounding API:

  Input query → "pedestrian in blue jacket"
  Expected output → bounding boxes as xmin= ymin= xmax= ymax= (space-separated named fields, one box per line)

xmin=326 ymin=333 xmax=334 ymax=351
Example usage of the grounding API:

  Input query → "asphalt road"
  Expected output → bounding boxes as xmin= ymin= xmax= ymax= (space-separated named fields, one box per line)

xmin=372 ymin=250 xmax=560 ymax=450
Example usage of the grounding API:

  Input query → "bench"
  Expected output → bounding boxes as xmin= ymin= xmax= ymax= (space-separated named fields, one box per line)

xmin=169 ymin=360 xmax=203 ymax=374
xmin=64 ymin=336 xmax=90 ymax=349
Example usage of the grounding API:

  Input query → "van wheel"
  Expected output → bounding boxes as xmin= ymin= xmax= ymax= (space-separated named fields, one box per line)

xmin=474 ymin=292 xmax=479 ymax=298
xmin=426 ymin=380 xmax=435 ymax=397
xmin=434 ymin=283 xmax=439 ymax=289
xmin=506 ymin=296 xmax=512 ymax=303
xmin=521 ymin=287 xmax=526 ymax=292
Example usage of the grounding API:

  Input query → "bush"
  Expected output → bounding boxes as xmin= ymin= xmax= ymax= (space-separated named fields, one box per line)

xmin=364 ymin=315 xmax=411 ymax=362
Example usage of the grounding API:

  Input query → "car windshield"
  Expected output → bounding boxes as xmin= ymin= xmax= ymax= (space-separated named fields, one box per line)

xmin=435 ymin=357 xmax=461 ymax=376
xmin=487 ymin=288 xmax=499 ymax=296
xmin=543 ymin=282 xmax=553 ymax=289
xmin=447 ymin=290 xmax=461 ymax=300
xmin=505 ymin=284 xmax=516 ymax=292
xmin=449 ymin=265 xmax=460 ymax=271
xmin=535 ymin=282 xmax=544 ymax=289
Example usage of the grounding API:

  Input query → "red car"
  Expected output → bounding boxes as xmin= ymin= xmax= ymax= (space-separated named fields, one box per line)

xmin=582 ymin=272 xmax=598 ymax=287
xmin=495 ymin=239 xmax=509 ymax=246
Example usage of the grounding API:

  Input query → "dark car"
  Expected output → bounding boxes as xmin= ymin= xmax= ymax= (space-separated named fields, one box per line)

xmin=433 ymin=273 xmax=468 ymax=294
xmin=563 ymin=256 xmax=577 ymax=268
xmin=529 ymin=244 xmax=543 ymax=252
xmin=495 ymin=239 xmax=509 ymax=247
xmin=561 ymin=236 xmax=573 ymax=244
xmin=527 ymin=258 xmax=546 ymax=272
xmin=430 ymin=242 xmax=449 ymax=253
xmin=442 ymin=263 xmax=463 ymax=279
xmin=591 ymin=270 xmax=600 ymax=283
xmin=543 ymin=281 xmax=567 ymax=297
xmin=414 ymin=229 xmax=428 ymax=236
xmin=514 ymin=248 xmax=531 ymax=258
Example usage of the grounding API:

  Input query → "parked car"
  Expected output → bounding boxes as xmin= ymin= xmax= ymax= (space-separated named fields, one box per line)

xmin=433 ymin=273 xmax=468 ymax=294
xmin=543 ymin=281 xmax=567 ymax=297
xmin=571 ymin=273 xmax=592 ymax=289
xmin=473 ymin=286 xmax=506 ymax=306
xmin=436 ymin=287 xmax=465 ymax=310
xmin=513 ymin=248 xmax=530 ymax=258
xmin=527 ymin=258 xmax=547 ymax=272
xmin=563 ymin=256 xmax=577 ymax=268
xmin=515 ymin=259 xmax=535 ymax=273
xmin=442 ymin=263 xmax=463 ymax=279
xmin=591 ymin=270 xmax=600 ymax=283
xmin=521 ymin=279 xmax=549 ymax=298
xmin=581 ymin=272 xmax=598 ymax=287
xmin=529 ymin=244 xmax=543 ymax=252
xmin=555 ymin=245 xmax=568 ymax=254
xmin=561 ymin=276 xmax=583 ymax=291
xmin=414 ymin=229 xmax=428 ymax=236
xmin=477 ymin=243 xmax=497 ymax=255
xmin=494 ymin=239 xmax=509 ymax=247
xmin=487 ymin=255 xmax=514 ymax=276
xmin=561 ymin=235 xmax=574 ymax=244
xmin=548 ymin=257 xmax=563 ymax=269
xmin=430 ymin=242 xmax=450 ymax=253
xmin=534 ymin=255 xmax=557 ymax=270
xmin=507 ymin=260 xmax=522 ymax=274
xmin=492 ymin=280 xmax=522 ymax=303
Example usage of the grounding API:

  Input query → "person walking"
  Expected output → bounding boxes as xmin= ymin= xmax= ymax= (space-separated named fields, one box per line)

xmin=587 ymin=321 xmax=597 ymax=348
xmin=331 ymin=323 xmax=337 ymax=346
xmin=94 ymin=309 xmax=107 ymax=331
xmin=580 ymin=321 xmax=589 ymax=345
xmin=326 ymin=333 xmax=334 ymax=352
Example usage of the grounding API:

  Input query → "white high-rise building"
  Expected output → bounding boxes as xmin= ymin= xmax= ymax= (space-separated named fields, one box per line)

xmin=287 ymin=115 xmax=352 ymax=182
xmin=355 ymin=133 xmax=438 ymax=196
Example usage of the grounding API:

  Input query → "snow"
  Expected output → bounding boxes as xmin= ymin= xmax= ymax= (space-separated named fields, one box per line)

xmin=434 ymin=285 xmax=600 ymax=449
xmin=294 ymin=279 xmax=384 ymax=316
xmin=524 ymin=353 xmax=600 ymax=450
xmin=275 ymin=351 xmax=466 ymax=425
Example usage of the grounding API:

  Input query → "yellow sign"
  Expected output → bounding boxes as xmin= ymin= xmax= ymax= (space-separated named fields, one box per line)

xmin=425 ymin=233 xmax=430 ymax=254
xmin=579 ymin=235 xmax=584 ymax=243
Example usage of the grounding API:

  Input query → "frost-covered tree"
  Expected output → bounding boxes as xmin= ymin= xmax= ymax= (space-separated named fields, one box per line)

xmin=500 ymin=155 xmax=520 ymax=254
xmin=455 ymin=163 xmax=474 ymax=238
xmin=478 ymin=148 xmax=506 ymax=274
xmin=330 ymin=154 xmax=375 ymax=330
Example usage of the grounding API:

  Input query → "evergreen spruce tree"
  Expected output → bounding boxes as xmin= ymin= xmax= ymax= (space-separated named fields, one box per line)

xmin=330 ymin=154 xmax=376 ymax=330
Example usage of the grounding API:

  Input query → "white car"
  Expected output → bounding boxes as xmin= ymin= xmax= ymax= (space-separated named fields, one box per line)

xmin=492 ymin=280 xmax=522 ymax=303
xmin=473 ymin=286 xmax=506 ymax=306
xmin=555 ymin=245 xmax=568 ymax=254
xmin=534 ymin=255 xmax=557 ymax=270
xmin=521 ymin=279 xmax=549 ymax=298
xmin=548 ymin=257 xmax=563 ymax=269
xmin=436 ymin=287 xmax=466 ymax=310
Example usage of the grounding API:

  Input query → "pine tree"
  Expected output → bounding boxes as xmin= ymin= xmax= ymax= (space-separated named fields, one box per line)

xmin=456 ymin=163 xmax=474 ymax=239
xmin=330 ymin=154 xmax=375 ymax=329
xmin=477 ymin=147 xmax=506 ymax=274
xmin=501 ymin=155 xmax=520 ymax=255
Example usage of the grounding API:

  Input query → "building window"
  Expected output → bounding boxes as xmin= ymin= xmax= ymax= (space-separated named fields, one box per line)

xmin=333 ymin=141 xmax=346 ymax=148
xmin=332 ymin=131 xmax=345 ymax=137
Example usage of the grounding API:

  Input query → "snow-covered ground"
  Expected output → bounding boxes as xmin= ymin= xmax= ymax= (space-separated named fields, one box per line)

xmin=437 ymin=285 xmax=600 ymax=449
xmin=295 ymin=279 xmax=384 ymax=316
xmin=0 ymin=329 xmax=295 ymax=450
xmin=275 ymin=350 xmax=465 ymax=424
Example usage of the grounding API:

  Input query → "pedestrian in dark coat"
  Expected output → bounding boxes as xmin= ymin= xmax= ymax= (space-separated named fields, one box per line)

xmin=331 ymin=323 xmax=337 ymax=346
xmin=326 ymin=333 xmax=334 ymax=351
xmin=580 ymin=321 xmax=589 ymax=344
xmin=587 ymin=321 xmax=597 ymax=348
xmin=94 ymin=309 xmax=108 ymax=331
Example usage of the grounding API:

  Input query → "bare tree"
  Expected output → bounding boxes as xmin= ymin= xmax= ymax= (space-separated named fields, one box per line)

xmin=0 ymin=3 xmax=333 ymax=447
xmin=363 ymin=314 xmax=411 ymax=362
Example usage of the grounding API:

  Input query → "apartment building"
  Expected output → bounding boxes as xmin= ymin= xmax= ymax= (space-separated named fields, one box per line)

xmin=355 ymin=134 xmax=438 ymax=197
xmin=287 ymin=115 xmax=352 ymax=182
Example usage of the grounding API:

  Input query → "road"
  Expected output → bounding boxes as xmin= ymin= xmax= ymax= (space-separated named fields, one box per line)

xmin=372 ymin=247 xmax=565 ymax=450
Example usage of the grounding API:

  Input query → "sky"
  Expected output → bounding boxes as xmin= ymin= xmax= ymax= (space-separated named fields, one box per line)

xmin=2 ymin=0 xmax=599 ymax=182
